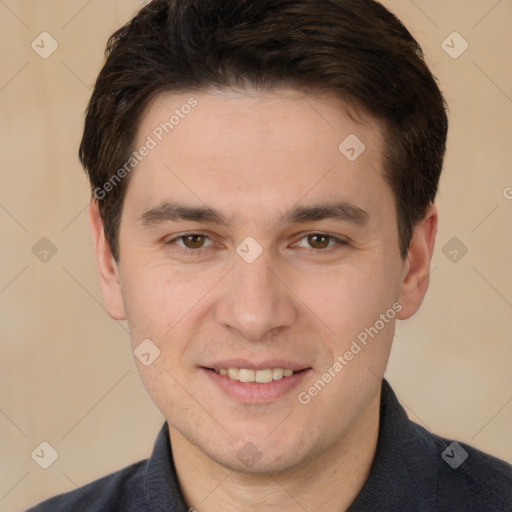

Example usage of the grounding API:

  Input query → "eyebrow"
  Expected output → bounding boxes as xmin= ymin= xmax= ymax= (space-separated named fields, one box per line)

xmin=137 ymin=200 xmax=369 ymax=228
xmin=282 ymin=202 xmax=369 ymax=226
xmin=138 ymin=202 xmax=228 ymax=227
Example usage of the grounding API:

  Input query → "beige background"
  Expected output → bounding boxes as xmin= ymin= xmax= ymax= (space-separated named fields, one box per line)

xmin=0 ymin=1 xmax=511 ymax=510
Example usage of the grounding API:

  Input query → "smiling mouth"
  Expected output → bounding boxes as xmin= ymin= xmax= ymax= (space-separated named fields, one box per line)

xmin=204 ymin=367 xmax=309 ymax=383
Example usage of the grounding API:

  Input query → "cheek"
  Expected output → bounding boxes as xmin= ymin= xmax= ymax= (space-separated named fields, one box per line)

xmin=120 ymin=261 xmax=221 ymax=343
xmin=294 ymin=260 xmax=396 ymax=338
xmin=291 ymin=259 xmax=400 ymax=388
xmin=121 ymin=266 xmax=208 ymax=408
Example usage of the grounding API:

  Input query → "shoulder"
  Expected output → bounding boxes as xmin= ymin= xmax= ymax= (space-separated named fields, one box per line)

xmin=414 ymin=422 xmax=512 ymax=510
xmin=26 ymin=459 xmax=148 ymax=512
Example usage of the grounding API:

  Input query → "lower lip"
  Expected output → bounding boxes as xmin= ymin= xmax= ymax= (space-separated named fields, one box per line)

xmin=201 ymin=368 xmax=311 ymax=403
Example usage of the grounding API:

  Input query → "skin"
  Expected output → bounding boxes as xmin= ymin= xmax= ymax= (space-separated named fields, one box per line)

xmin=89 ymin=88 xmax=437 ymax=511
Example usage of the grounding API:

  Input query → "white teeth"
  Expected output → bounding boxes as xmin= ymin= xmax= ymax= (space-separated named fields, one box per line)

xmin=215 ymin=368 xmax=297 ymax=383
xmin=272 ymin=368 xmax=284 ymax=380
xmin=255 ymin=369 xmax=273 ymax=383
xmin=227 ymin=368 xmax=239 ymax=379
xmin=239 ymin=369 xmax=255 ymax=382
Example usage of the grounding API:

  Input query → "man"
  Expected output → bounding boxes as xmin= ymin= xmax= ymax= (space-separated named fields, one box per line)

xmin=28 ymin=0 xmax=511 ymax=510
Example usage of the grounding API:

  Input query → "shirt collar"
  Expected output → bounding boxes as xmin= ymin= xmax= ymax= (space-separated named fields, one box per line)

xmin=347 ymin=379 xmax=439 ymax=511
xmin=144 ymin=421 xmax=188 ymax=511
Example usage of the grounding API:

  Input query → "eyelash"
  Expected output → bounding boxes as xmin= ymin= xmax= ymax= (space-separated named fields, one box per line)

xmin=165 ymin=232 xmax=348 ymax=255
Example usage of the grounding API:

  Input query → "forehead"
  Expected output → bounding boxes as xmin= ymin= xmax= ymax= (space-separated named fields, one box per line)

xmin=125 ymin=88 xmax=393 ymax=227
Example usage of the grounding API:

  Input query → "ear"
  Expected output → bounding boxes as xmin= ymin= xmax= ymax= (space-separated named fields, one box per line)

xmin=88 ymin=199 xmax=126 ymax=320
xmin=397 ymin=203 xmax=438 ymax=320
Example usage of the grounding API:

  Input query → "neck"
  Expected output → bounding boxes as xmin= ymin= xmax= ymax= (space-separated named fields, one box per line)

xmin=170 ymin=390 xmax=380 ymax=512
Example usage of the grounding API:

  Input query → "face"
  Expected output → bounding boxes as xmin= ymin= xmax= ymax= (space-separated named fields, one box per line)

xmin=91 ymin=88 xmax=436 ymax=474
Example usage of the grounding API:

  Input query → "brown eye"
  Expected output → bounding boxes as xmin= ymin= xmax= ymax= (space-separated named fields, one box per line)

xmin=166 ymin=233 xmax=215 ymax=253
xmin=293 ymin=233 xmax=347 ymax=251
xmin=181 ymin=234 xmax=206 ymax=249
xmin=307 ymin=234 xmax=331 ymax=249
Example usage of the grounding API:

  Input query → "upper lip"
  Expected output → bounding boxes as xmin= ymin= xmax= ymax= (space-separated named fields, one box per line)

xmin=203 ymin=359 xmax=311 ymax=371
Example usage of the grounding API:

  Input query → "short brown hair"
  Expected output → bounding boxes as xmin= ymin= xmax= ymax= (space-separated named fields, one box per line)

xmin=79 ymin=0 xmax=448 ymax=262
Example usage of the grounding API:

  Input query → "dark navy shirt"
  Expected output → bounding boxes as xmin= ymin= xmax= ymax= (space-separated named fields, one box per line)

xmin=27 ymin=380 xmax=512 ymax=511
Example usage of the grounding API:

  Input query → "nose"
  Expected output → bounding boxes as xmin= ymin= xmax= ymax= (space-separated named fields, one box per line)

xmin=214 ymin=251 xmax=298 ymax=342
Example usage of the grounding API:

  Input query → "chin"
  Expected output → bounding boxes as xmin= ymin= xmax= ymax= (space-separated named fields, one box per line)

xmin=202 ymin=427 xmax=315 ymax=474
xmin=211 ymin=445 xmax=306 ymax=475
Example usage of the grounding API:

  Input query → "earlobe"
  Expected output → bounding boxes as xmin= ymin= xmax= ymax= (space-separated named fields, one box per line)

xmin=88 ymin=200 xmax=127 ymax=320
xmin=397 ymin=204 xmax=438 ymax=320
